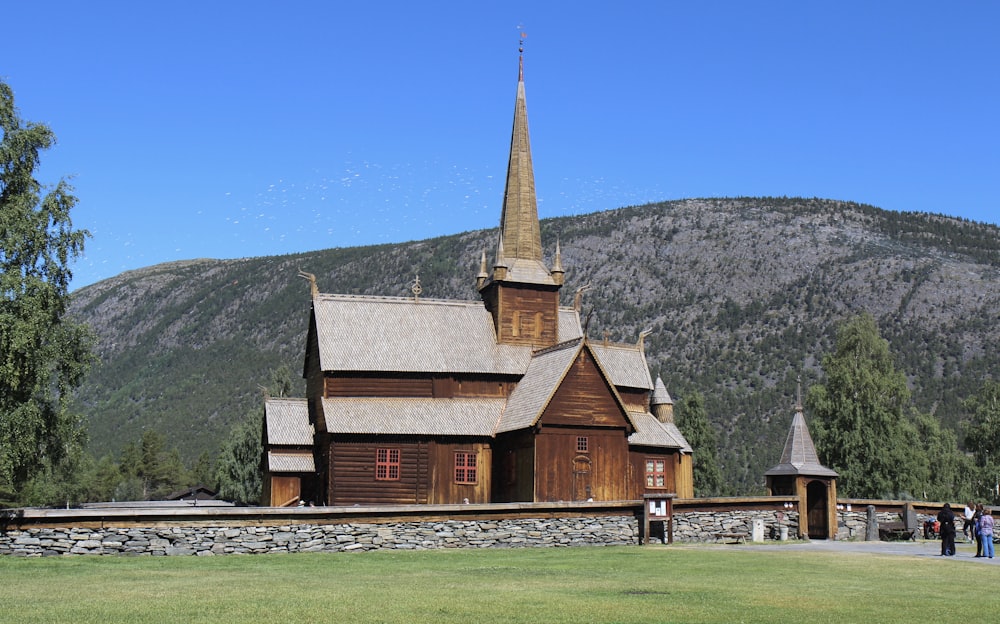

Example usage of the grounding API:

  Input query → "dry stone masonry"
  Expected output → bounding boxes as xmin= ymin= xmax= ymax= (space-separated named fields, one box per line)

xmin=1 ymin=516 xmax=639 ymax=556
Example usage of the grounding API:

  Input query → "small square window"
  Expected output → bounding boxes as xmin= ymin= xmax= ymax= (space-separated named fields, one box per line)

xmin=375 ymin=448 xmax=400 ymax=481
xmin=455 ymin=451 xmax=478 ymax=484
xmin=576 ymin=436 xmax=589 ymax=453
xmin=645 ymin=458 xmax=666 ymax=488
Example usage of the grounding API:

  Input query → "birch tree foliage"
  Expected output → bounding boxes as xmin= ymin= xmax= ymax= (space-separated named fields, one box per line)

xmin=807 ymin=314 xmax=922 ymax=499
xmin=0 ymin=79 xmax=92 ymax=494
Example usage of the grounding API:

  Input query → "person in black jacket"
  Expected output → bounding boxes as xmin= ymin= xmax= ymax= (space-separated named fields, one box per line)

xmin=937 ymin=503 xmax=957 ymax=556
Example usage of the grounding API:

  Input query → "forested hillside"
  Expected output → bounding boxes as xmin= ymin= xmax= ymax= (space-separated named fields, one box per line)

xmin=68 ymin=197 xmax=1000 ymax=494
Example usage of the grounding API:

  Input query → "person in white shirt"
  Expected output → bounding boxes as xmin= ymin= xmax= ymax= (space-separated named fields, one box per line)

xmin=963 ymin=502 xmax=976 ymax=543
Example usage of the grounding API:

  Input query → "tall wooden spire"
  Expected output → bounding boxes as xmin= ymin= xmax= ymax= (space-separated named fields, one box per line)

xmin=497 ymin=38 xmax=544 ymax=269
xmin=479 ymin=37 xmax=562 ymax=347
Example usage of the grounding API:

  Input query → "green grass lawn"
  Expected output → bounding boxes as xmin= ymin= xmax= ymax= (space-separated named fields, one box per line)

xmin=0 ymin=544 xmax=994 ymax=623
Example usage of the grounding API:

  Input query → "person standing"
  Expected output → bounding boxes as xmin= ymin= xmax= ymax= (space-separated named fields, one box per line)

xmin=980 ymin=508 xmax=995 ymax=559
xmin=974 ymin=503 xmax=985 ymax=557
xmin=938 ymin=503 xmax=957 ymax=556
xmin=963 ymin=502 xmax=976 ymax=542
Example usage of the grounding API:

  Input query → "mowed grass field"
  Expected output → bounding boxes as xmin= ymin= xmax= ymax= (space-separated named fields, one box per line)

xmin=0 ymin=544 xmax=994 ymax=624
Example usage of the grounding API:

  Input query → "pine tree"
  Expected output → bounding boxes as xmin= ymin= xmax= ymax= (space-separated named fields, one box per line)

xmin=676 ymin=391 xmax=724 ymax=496
xmin=215 ymin=410 xmax=263 ymax=505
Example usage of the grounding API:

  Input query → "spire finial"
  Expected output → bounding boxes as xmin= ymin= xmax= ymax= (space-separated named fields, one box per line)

xmin=410 ymin=273 xmax=422 ymax=302
xmin=795 ymin=375 xmax=803 ymax=412
xmin=297 ymin=269 xmax=318 ymax=298
xmin=518 ymin=29 xmax=526 ymax=82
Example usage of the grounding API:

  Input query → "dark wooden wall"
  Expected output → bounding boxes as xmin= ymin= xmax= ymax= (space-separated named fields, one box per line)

xmin=530 ymin=347 xmax=633 ymax=502
xmin=534 ymin=428 xmax=630 ymax=501
xmin=627 ymin=447 xmax=679 ymax=499
xmin=617 ymin=388 xmax=650 ymax=413
xmin=329 ymin=438 xmax=430 ymax=505
xmin=266 ymin=476 xmax=301 ymax=507
xmin=481 ymin=282 xmax=560 ymax=347
xmin=324 ymin=374 xmax=515 ymax=399
xmin=492 ymin=431 xmax=536 ymax=502
xmin=427 ymin=441 xmax=492 ymax=504
xmin=542 ymin=349 xmax=630 ymax=430
xmin=304 ymin=319 xmax=327 ymax=431
xmin=326 ymin=437 xmax=492 ymax=506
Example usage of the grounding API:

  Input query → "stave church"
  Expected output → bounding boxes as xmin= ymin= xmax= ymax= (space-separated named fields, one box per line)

xmin=261 ymin=47 xmax=694 ymax=506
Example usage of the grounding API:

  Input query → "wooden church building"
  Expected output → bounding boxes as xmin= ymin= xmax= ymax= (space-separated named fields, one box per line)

xmin=262 ymin=49 xmax=694 ymax=507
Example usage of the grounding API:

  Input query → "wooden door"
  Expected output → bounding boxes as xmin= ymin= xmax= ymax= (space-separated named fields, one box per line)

xmin=269 ymin=476 xmax=301 ymax=507
xmin=573 ymin=456 xmax=592 ymax=501
xmin=806 ymin=480 xmax=829 ymax=539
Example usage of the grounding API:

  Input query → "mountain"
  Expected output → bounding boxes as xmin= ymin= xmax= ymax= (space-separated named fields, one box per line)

xmin=68 ymin=197 xmax=1000 ymax=494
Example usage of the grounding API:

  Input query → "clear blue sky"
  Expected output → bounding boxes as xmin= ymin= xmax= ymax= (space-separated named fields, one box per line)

xmin=4 ymin=1 xmax=997 ymax=290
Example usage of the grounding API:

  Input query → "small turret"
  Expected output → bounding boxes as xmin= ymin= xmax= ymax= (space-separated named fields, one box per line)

xmin=550 ymin=238 xmax=565 ymax=285
xmin=476 ymin=250 xmax=489 ymax=290
xmin=651 ymin=376 xmax=674 ymax=423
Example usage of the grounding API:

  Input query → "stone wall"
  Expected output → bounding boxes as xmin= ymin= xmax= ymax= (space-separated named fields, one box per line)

xmin=1 ymin=505 xmax=812 ymax=556
xmin=0 ymin=516 xmax=640 ymax=556
xmin=836 ymin=508 xmax=936 ymax=540
xmin=672 ymin=510 xmax=798 ymax=542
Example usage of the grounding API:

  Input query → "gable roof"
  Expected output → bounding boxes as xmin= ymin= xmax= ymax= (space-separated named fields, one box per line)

xmin=496 ymin=339 xmax=636 ymax=434
xmin=590 ymin=342 xmax=655 ymax=390
xmin=265 ymin=398 xmax=313 ymax=446
xmin=765 ymin=409 xmax=837 ymax=477
xmin=310 ymin=294 xmax=583 ymax=375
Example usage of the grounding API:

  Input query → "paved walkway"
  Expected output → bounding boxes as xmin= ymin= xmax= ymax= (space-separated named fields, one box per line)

xmin=713 ymin=538 xmax=999 ymax=562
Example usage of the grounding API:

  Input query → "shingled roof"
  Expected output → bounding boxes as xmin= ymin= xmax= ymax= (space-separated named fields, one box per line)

xmin=321 ymin=397 xmax=504 ymax=436
xmin=628 ymin=411 xmax=693 ymax=451
xmin=264 ymin=398 xmax=312 ymax=446
xmin=267 ymin=450 xmax=315 ymax=474
xmin=310 ymin=294 xmax=583 ymax=375
xmin=590 ymin=342 xmax=655 ymax=391
xmin=764 ymin=407 xmax=837 ymax=477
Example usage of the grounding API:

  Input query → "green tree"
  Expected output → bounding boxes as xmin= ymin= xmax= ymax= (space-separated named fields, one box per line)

xmin=137 ymin=430 xmax=189 ymax=499
xmin=0 ymin=79 xmax=92 ymax=499
xmin=807 ymin=314 xmax=923 ymax=498
xmin=964 ymin=380 xmax=1000 ymax=504
xmin=191 ymin=451 xmax=216 ymax=489
xmin=912 ymin=409 xmax=973 ymax=502
xmin=215 ymin=366 xmax=295 ymax=505
xmin=215 ymin=410 xmax=263 ymax=505
xmin=676 ymin=391 xmax=724 ymax=497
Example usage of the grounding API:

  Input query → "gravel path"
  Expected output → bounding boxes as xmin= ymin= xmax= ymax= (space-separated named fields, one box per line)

xmin=711 ymin=538 xmax=1000 ymax=562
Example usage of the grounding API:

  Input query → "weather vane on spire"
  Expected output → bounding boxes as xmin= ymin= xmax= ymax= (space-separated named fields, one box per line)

xmin=517 ymin=26 xmax=527 ymax=80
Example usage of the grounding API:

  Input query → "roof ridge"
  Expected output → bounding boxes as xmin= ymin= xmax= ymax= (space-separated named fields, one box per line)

xmin=316 ymin=293 xmax=481 ymax=306
xmin=531 ymin=336 xmax=583 ymax=357
xmin=591 ymin=340 xmax=642 ymax=352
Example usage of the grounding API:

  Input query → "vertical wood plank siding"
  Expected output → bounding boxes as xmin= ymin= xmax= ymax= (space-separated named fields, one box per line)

xmin=481 ymin=283 xmax=560 ymax=347
xmin=627 ymin=448 xmax=678 ymax=499
xmin=428 ymin=441 xmax=492 ymax=504
xmin=542 ymin=350 xmax=630 ymax=429
xmin=534 ymin=430 xmax=629 ymax=501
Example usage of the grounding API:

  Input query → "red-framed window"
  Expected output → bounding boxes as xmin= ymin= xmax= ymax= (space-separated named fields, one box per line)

xmin=576 ymin=436 xmax=589 ymax=453
xmin=645 ymin=458 xmax=666 ymax=488
xmin=375 ymin=448 xmax=400 ymax=481
xmin=454 ymin=451 xmax=478 ymax=484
